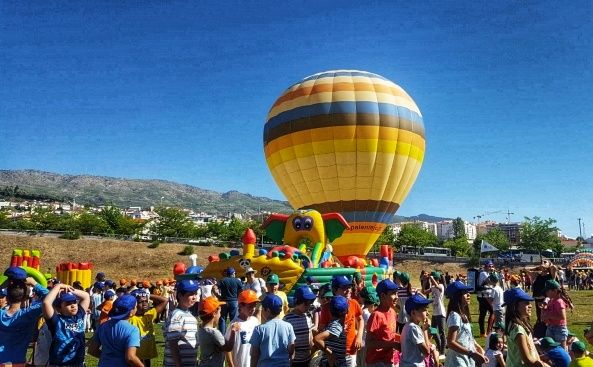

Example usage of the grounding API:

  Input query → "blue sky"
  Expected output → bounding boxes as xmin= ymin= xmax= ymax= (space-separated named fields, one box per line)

xmin=1 ymin=1 xmax=592 ymax=237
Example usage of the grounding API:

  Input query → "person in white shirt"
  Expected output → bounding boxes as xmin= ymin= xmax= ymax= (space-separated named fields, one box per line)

xmin=477 ymin=261 xmax=495 ymax=337
xmin=489 ymin=273 xmax=505 ymax=328
xmin=242 ymin=268 xmax=266 ymax=298
xmin=225 ymin=290 xmax=260 ymax=367
xmin=429 ymin=271 xmax=446 ymax=354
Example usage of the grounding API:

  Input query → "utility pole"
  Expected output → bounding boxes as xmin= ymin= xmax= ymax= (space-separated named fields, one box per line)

xmin=578 ymin=218 xmax=583 ymax=239
xmin=506 ymin=210 xmax=514 ymax=224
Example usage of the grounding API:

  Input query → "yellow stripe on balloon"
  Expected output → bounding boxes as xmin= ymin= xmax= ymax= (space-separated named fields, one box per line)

xmin=265 ymin=138 xmax=425 ymax=170
xmin=266 ymin=152 xmax=423 ymax=207
xmin=264 ymin=126 xmax=425 ymax=157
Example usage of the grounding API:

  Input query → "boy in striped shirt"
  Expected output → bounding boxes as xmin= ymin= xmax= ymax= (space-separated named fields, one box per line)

xmin=314 ymin=295 xmax=349 ymax=367
xmin=284 ymin=286 xmax=316 ymax=367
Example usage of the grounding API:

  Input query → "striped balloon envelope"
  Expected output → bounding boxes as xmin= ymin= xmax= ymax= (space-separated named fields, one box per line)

xmin=263 ymin=70 xmax=425 ymax=261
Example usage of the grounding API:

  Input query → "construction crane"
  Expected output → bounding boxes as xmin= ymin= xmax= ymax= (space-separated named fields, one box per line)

xmin=473 ymin=210 xmax=503 ymax=223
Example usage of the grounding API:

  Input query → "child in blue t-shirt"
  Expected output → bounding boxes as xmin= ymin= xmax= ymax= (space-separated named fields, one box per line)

xmin=0 ymin=267 xmax=49 ymax=365
xmin=42 ymin=282 xmax=90 ymax=367
xmin=249 ymin=294 xmax=296 ymax=367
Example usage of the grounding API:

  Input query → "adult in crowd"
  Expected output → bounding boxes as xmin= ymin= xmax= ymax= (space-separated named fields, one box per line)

xmin=243 ymin=268 xmax=266 ymax=298
xmin=217 ymin=267 xmax=244 ymax=332
xmin=0 ymin=267 xmax=49 ymax=366
xmin=477 ymin=261 xmax=496 ymax=337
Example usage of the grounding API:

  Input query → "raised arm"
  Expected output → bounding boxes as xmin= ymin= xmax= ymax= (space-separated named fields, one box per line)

xmin=43 ymin=283 xmax=68 ymax=319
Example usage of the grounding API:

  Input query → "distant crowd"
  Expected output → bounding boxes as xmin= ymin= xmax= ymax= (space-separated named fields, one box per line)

xmin=0 ymin=260 xmax=593 ymax=367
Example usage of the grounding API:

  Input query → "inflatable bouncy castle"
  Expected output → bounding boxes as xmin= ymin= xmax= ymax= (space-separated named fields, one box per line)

xmin=0 ymin=249 xmax=51 ymax=287
xmin=56 ymin=262 xmax=93 ymax=289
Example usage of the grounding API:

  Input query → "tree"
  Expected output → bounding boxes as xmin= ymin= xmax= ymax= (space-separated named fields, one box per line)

xmin=153 ymin=207 xmax=195 ymax=240
xmin=75 ymin=212 xmax=110 ymax=235
xmin=452 ymin=217 xmax=466 ymax=239
xmin=519 ymin=216 xmax=561 ymax=254
xmin=30 ymin=207 xmax=61 ymax=230
xmin=97 ymin=206 xmax=140 ymax=235
xmin=374 ymin=225 xmax=397 ymax=252
xmin=444 ymin=237 xmax=472 ymax=257
xmin=394 ymin=223 xmax=438 ymax=250
xmin=473 ymin=227 xmax=510 ymax=253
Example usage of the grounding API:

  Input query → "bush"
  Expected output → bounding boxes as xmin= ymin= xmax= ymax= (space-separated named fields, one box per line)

xmin=178 ymin=245 xmax=194 ymax=256
xmin=60 ymin=231 xmax=81 ymax=240
xmin=148 ymin=241 xmax=160 ymax=249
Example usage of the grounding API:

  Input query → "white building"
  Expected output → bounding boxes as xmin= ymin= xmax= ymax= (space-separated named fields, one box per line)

xmin=391 ymin=221 xmax=438 ymax=236
xmin=436 ymin=220 xmax=476 ymax=241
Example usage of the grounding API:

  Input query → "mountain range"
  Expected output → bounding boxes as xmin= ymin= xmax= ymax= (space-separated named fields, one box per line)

xmin=0 ymin=169 xmax=451 ymax=222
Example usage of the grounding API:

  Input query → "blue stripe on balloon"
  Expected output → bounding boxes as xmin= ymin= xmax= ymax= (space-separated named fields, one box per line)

xmin=266 ymin=101 xmax=423 ymax=131
xmin=341 ymin=211 xmax=396 ymax=224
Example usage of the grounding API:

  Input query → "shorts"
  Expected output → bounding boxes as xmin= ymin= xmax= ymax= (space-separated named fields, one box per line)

xmin=546 ymin=325 xmax=568 ymax=342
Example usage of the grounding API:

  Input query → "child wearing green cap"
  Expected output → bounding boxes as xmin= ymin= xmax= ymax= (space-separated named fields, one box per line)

xmin=357 ymin=286 xmax=379 ymax=367
xmin=541 ymin=279 xmax=568 ymax=349
xmin=262 ymin=273 xmax=288 ymax=321
xmin=569 ymin=341 xmax=593 ymax=367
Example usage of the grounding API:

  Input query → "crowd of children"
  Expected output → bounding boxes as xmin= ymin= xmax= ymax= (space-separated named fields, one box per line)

xmin=1 ymin=262 xmax=593 ymax=367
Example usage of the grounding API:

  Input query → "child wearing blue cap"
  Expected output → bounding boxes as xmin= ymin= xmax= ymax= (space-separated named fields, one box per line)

xmin=400 ymin=294 xmax=433 ymax=367
xmin=88 ymin=294 xmax=143 ymax=367
xmin=284 ymin=286 xmax=316 ymax=367
xmin=0 ymin=267 xmax=50 ymax=366
xmin=250 ymin=294 xmax=296 ymax=367
xmin=42 ymin=283 xmax=90 ymax=367
xmin=163 ymin=280 xmax=200 ymax=367
xmin=366 ymin=279 xmax=400 ymax=367
xmin=314 ymin=295 xmax=349 ymax=367
xmin=444 ymin=281 xmax=488 ymax=367
xmin=504 ymin=287 xmax=550 ymax=367
xmin=318 ymin=275 xmax=364 ymax=364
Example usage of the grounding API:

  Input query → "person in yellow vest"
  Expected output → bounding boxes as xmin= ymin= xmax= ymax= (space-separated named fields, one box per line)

xmin=128 ymin=289 xmax=168 ymax=367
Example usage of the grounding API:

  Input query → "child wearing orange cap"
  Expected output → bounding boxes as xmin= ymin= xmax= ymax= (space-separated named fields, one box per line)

xmin=198 ymin=296 xmax=238 ymax=367
xmin=225 ymin=290 xmax=261 ymax=367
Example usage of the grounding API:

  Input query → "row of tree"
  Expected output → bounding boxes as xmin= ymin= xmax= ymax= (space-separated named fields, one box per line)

xmin=0 ymin=206 xmax=565 ymax=256
xmin=0 ymin=206 xmax=263 ymax=244
xmin=375 ymin=216 xmax=565 ymax=257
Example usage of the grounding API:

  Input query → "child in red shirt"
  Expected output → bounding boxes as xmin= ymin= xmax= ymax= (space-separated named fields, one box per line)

xmin=365 ymin=279 xmax=400 ymax=367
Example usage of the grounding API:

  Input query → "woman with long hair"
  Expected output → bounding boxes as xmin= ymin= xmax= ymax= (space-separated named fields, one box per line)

xmin=444 ymin=281 xmax=488 ymax=367
xmin=504 ymin=288 xmax=550 ymax=367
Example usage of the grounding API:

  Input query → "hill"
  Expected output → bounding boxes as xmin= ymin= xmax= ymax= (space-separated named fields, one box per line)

xmin=0 ymin=169 xmax=292 ymax=214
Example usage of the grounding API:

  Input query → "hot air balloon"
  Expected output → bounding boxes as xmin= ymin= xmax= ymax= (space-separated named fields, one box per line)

xmin=263 ymin=70 xmax=425 ymax=262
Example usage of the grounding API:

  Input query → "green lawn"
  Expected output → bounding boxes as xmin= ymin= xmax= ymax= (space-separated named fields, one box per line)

xmin=32 ymin=290 xmax=593 ymax=366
